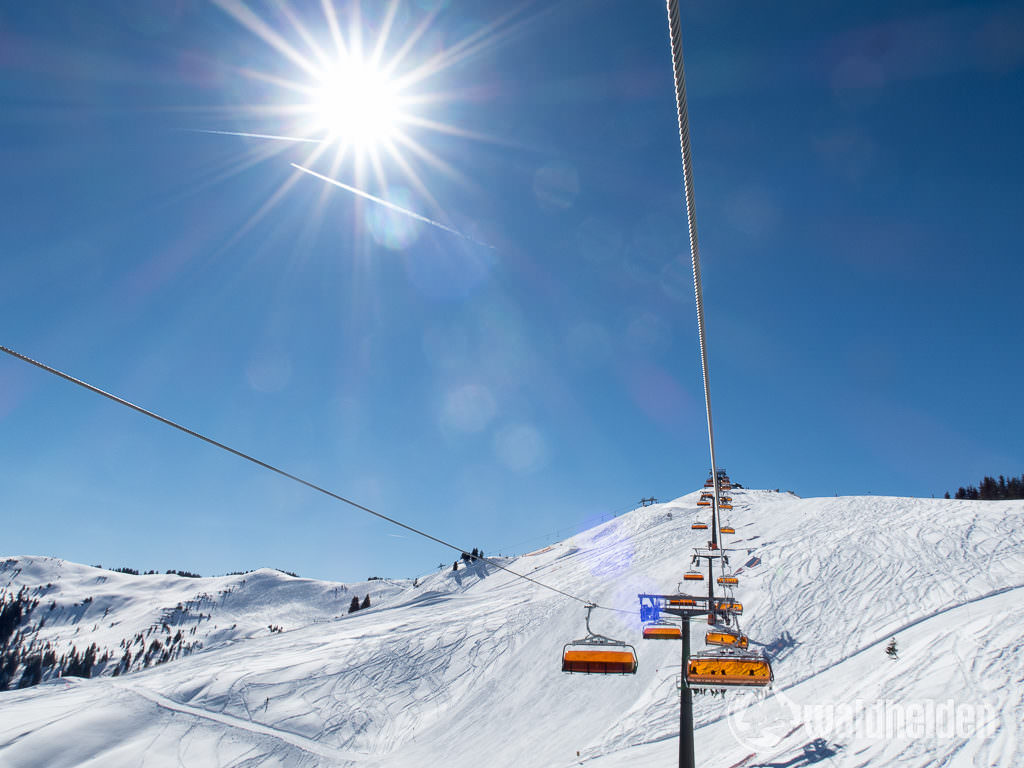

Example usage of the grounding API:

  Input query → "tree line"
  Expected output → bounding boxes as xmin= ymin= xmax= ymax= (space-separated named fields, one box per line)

xmin=946 ymin=473 xmax=1024 ymax=500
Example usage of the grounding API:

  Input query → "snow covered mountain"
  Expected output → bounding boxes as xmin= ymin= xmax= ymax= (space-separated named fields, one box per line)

xmin=1 ymin=489 xmax=1021 ymax=767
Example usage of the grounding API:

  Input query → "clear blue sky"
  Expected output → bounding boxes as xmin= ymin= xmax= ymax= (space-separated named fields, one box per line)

xmin=2 ymin=0 xmax=1022 ymax=581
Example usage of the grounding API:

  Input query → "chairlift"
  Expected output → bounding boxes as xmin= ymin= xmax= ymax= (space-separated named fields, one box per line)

xmin=719 ymin=601 xmax=743 ymax=615
xmin=685 ymin=649 xmax=772 ymax=689
xmin=562 ymin=604 xmax=637 ymax=674
xmin=683 ymin=571 xmax=704 ymax=581
xmin=705 ymin=630 xmax=749 ymax=650
xmin=717 ymin=575 xmax=739 ymax=586
xmin=669 ymin=597 xmax=697 ymax=607
xmin=692 ymin=522 xmax=708 ymax=530
xmin=720 ymin=526 xmax=736 ymax=535
xmin=719 ymin=502 xmax=733 ymax=510
xmin=643 ymin=621 xmax=682 ymax=640
xmin=697 ymin=495 xmax=712 ymax=507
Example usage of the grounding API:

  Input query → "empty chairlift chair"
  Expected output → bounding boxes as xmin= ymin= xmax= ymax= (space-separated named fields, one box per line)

xmin=683 ymin=570 xmax=705 ymax=582
xmin=720 ymin=525 xmax=736 ymax=535
xmin=717 ymin=575 xmax=739 ymax=586
xmin=643 ymin=620 xmax=682 ymax=640
xmin=697 ymin=494 xmax=712 ymax=507
xmin=692 ymin=521 xmax=709 ymax=530
xmin=562 ymin=604 xmax=637 ymax=675
xmin=685 ymin=649 xmax=772 ymax=689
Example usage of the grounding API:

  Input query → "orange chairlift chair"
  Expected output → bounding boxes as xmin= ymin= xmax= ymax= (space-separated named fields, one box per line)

xmin=562 ymin=604 xmax=638 ymax=675
xmin=643 ymin=620 xmax=683 ymax=640
xmin=685 ymin=648 xmax=772 ymax=689
xmin=705 ymin=629 xmax=749 ymax=650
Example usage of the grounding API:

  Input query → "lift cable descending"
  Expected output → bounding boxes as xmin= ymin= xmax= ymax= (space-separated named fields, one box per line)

xmin=0 ymin=344 xmax=635 ymax=617
xmin=665 ymin=0 xmax=722 ymax=552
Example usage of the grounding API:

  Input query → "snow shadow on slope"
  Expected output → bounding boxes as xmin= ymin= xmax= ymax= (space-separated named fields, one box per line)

xmin=750 ymin=738 xmax=842 ymax=766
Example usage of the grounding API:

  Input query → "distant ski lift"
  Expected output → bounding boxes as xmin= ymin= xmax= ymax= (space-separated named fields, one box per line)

xmin=683 ymin=571 xmax=704 ymax=581
xmin=720 ymin=526 xmax=736 ymax=535
xmin=643 ymin=621 xmax=682 ymax=640
xmin=691 ymin=522 xmax=709 ymax=530
xmin=685 ymin=649 xmax=772 ymax=689
xmin=717 ymin=575 xmax=739 ymax=586
xmin=562 ymin=604 xmax=637 ymax=675
xmin=705 ymin=630 xmax=749 ymax=649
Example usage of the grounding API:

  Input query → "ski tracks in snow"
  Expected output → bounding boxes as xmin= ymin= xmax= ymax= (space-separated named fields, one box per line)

xmin=117 ymin=682 xmax=374 ymax=765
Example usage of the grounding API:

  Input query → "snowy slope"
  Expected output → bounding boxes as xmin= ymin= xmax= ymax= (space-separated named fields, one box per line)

xmin=1 ymin=490 xmax=1022 ymax=767
xmin=0 ymin=557 xmax=410 ymax=679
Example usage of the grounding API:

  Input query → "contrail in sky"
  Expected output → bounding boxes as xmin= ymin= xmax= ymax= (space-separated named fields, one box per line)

xmin=189 ymin=128 xmax=324 ymax=143
xmin=290 ymin=163 xmax=495 ymax=249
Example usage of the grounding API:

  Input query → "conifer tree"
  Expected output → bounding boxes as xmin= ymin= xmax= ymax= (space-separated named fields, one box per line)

xmin=361 ymin=595 xmax=370 ymax=610
xmin=885 ymin=637 xmax=898 ymax=660
xmin=349 ymin=596 xmax=361 ymax=614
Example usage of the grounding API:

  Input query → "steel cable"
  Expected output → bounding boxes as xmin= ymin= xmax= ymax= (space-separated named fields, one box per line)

xmin=0 ymin=344 xmax=634 ymax=615
xmin=665 ymin=0 xmax=721 ymax=550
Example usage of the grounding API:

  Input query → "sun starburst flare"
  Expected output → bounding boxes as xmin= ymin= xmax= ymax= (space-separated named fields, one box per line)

xmin=196 ymin=0 xmax=549 ymax=248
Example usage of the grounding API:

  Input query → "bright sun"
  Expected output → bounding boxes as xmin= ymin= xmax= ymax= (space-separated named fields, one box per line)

xmin=308 ymin=57 xmax=400 ymax=149
xmin=206 ymin=0 xmax=532 ymax=246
